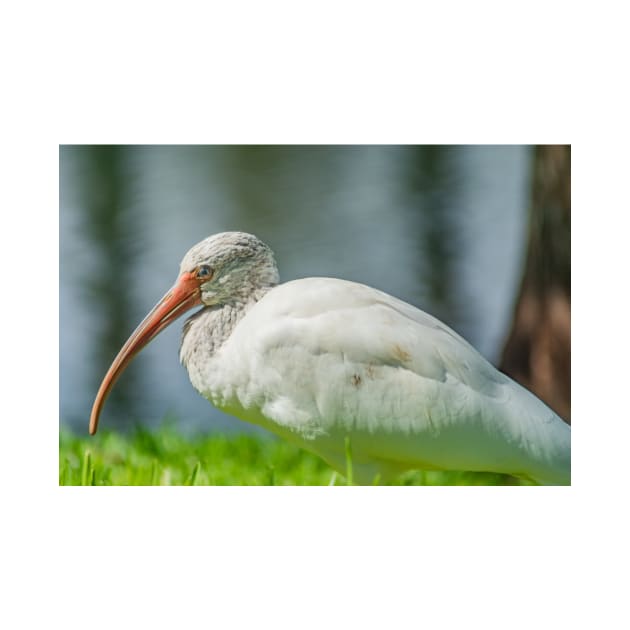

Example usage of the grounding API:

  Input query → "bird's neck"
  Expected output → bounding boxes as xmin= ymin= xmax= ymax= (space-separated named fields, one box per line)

xmin=179 ymin=287 xmax=271 ymax=367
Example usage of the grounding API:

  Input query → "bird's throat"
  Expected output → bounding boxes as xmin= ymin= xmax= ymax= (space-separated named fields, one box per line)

xmin=180 ymin=288 xmax=272 ymax=368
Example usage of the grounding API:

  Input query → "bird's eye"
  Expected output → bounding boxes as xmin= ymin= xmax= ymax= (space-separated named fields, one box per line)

xmin=196 ymin=265 xmax=213 ymax=280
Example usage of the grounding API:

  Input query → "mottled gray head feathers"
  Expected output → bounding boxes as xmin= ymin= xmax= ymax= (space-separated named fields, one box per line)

xmin=180 ymin=231 xmax=279 ymax=306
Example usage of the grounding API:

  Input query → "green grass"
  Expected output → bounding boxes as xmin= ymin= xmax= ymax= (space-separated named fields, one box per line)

xmin=59 ymin=425 xmax=533 ymax=486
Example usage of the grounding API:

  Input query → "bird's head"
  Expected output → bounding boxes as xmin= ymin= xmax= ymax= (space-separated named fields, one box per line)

xmin=88 ymin=231 xmax=278 ymax=435
xmin=180 ymin=231 xmax=279 ymax=307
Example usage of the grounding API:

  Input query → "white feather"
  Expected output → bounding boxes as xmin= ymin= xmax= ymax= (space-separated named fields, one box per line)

xmin=182 ymin=273 xmax=570 ymax=485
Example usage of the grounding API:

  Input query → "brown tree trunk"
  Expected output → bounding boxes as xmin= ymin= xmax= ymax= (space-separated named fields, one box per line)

xmin=499 ymin=145 xmax=571 ymax=422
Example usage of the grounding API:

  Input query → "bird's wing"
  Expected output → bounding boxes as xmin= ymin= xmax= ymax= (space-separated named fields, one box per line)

xmin=225 ymin=278 xmax=570 ymax=482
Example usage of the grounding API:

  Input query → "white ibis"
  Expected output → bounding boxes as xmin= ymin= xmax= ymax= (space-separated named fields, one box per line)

xmin=90 ymin=231 xmax=571 ymax=485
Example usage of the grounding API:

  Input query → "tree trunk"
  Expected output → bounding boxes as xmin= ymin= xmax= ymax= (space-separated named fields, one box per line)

xmin=499 ymin=145 xmax=571 ymax=422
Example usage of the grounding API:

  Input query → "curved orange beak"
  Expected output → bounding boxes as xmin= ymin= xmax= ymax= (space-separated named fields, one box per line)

xmin=89 ymin=272 xmax=202 ymax=435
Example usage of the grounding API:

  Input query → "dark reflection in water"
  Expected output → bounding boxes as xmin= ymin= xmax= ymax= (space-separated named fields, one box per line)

xmin=405 ymin=146 xmax=461 ymax=325
xmin=60 ymin=145 xmax=531 ymax=435
xmin=77 ymin=146 xmax=140 ymax=430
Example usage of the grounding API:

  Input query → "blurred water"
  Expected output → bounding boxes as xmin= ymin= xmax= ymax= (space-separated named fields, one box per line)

xmin=60 ymin=145 xmax=532 ymax=434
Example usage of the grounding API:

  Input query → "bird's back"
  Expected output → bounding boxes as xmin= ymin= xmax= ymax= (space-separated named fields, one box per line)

xmin=197 ymin=277 xmax=570 ymax=485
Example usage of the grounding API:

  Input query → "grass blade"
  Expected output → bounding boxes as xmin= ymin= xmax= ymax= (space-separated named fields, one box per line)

xmin=81 ymin=450 xmax=94 ymax=486
xmin=266 ymin=465 xmax=275 ymax=486
xmin=187 ymin=461 xmax=201 ymax=486
xmin=150 ymin=459 xmax=160 ymax=485
xmin=59 ymin=459 xmax=68 ymax=486
xmin=344 ymin=436 xmax=353 ymax=485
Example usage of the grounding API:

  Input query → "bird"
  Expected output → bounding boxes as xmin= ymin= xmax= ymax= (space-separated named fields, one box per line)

xmin=89 ymin=231 xmax=571 ymax=485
